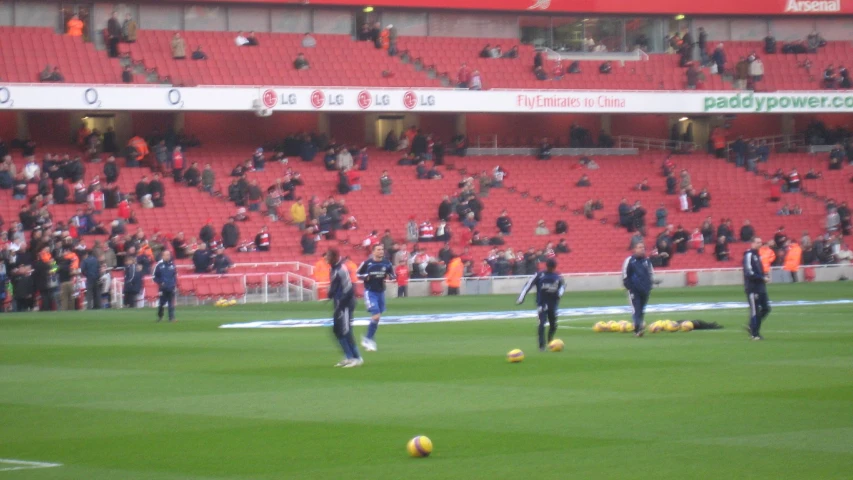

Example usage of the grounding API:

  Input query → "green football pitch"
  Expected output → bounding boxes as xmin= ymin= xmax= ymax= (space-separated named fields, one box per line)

xmin=2 ymin=283 xmax=853 ymax=479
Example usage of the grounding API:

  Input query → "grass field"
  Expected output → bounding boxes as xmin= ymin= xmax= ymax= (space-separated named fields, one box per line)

xmin=2 ymin=283 xmax=853 ymax=479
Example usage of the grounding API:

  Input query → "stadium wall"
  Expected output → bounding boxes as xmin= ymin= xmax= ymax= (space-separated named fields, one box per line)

xmin=182 ymin=112 xmax=320 ymax=145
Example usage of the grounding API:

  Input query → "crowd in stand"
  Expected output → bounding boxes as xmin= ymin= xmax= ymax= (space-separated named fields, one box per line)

xmin=608 ymin=152 xmax=852 ymax=269
xmin=0 ymin=129 xmax=282 ymax=312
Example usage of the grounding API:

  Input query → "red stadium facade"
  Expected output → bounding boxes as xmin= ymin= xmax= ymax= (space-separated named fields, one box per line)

xmin=162 ymin=0 xmax=850 ymax=15
xmin=0 ymin=0 xmax=851 ymax=303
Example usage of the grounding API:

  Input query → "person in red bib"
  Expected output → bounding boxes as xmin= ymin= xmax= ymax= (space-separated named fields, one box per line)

xmin=172 ymin=146 xmax=184 ymax=183
xmin=254 ymin=225 xmax=271 ymax=252
xmin=394 ymin=262 xmax=409 ymax=297
xmin=88 ymin=185 xmax=105 ymax=214
xmin=418 ymin=221 xmax=435 ymax=242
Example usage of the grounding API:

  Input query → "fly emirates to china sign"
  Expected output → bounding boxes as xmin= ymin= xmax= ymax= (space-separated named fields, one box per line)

xmin=1 ymin=85 xmax=853 ymax=114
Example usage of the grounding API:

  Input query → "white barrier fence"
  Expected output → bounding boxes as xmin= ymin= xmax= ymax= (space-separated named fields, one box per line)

xmin=111 ymin=272 xmax=316 ymax=308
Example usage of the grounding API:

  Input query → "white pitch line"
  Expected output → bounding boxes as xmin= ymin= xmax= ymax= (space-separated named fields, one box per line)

xmin=0 ymin=458 xmax=63 ymax=472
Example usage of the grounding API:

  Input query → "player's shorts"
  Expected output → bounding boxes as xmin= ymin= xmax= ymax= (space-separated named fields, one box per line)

xmin=333 ymin=304 xmax=354 ymax=336
xmin=364 ymin=290 xmax=386 ymax=315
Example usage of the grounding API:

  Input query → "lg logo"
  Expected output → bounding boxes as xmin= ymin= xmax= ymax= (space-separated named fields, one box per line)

xmin=403 ymin=91 xmax=417 ymax=109
xmin=262 ymin=89 xmax=278 ymax=109
xmin=310 ymin=90 xmax=325 ymax=109
xmin=357 ymin=90 xmax=372 ymax=109
xmin=358 ymin=91 xmax=390 ymax=109
xmin=312 ymin=90 xmax=344 ymax=108
xmin=403 ymin=91 xmax=435 ymax=110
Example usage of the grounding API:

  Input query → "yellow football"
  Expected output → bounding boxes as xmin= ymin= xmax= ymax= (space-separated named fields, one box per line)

xmin=548 ymin=339 xmax=564 ymax=352
xmin=507 ymin=349 xmax=525 ymax=363
xmin=680 ymin=320 xmax=694 ymax=332
xmin=407 ymin=436 xmax=433 ymax=458
xmin=664 ymin=320 xmax=680 ymax=332
xmin=593 ymin=321 xmax=608 ymax=332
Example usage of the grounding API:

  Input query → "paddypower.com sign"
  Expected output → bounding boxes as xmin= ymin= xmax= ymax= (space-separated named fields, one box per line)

xmin=704 ymin=92 xmax=853 ymax=113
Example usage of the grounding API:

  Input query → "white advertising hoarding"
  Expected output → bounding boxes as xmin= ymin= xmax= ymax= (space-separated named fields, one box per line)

xmin=0 ymin=84 xmax=851 ymax=114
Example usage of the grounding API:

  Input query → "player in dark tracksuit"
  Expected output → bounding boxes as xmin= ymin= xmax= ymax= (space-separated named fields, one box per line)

xmin=153 ymin=250 xmax=178 ymax=322
xmin=743 ymin=237 xmax=771 ymax=340
xmin=622 ymin=243 xmax=654 ymax=337
xmin=516 ymin=258 xmax=566 ymax=351
xmin=122 ymin=258 xmax=143 ymax=308
xmin=327 ymin=248 xmax=363 ymax=367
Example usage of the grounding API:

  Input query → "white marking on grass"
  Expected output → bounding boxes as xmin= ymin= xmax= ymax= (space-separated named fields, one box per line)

xmin=220 ymin=299 xmax=853 ymax=329
xmin=0 ymin=458 xmax=62 ymax=472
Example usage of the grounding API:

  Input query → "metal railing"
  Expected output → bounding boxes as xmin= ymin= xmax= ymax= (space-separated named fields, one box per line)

xmin=111 ymin=271 xmax=316 ymax=307
xmin=724 ymin=133 xmax=805 ymax=157
xmin=472 ymin=134 xmax=637 ymax=156
xmin=173 ymin=261 xmax=315 ymax=277
xmin=615 ymin=135 xmax=700 ymax=152
xmin=538 ymin=47 xmax=647 ymax=63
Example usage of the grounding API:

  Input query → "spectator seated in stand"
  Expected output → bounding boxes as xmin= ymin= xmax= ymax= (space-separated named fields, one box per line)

xmin=245 ymin=32 xmax=259 ymax=46
xmin=538 ymin=138 xmax=552 ymax=160
xmin=191 ymin=46 xmax=207 ymax=60
xmin=534 ymin=66 xmax=548 ymax=81
xmin=39 ymin=65 xmax=64 ymax=83
xmin=599 ymin=61 xmax=612 ymax=74
xmin=824 ymin=65 xmax=837 ymax=89
xmin=576 ymin=174 xmax=591 ymax=187
xmin=567 ymin=61 xmax=581 ymax=74
xmin=502 ymin=46 xmax=519 ymax=58
xmin=294 ymin=53 xmax=310 ymax=70
xmin=235 ymin=31 xmax=249 ymax=46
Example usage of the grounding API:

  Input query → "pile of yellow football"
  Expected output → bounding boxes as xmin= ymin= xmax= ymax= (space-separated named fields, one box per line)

xmin=593 ymin=320 xmax=694 ymax=333
xmin=648 ymin=320 xmax=694 ymax=333
xmin=592 ymin=320 xmax=634 ymax=333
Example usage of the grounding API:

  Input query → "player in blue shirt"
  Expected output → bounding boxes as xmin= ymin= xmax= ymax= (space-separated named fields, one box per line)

xmin=357 ymin=244 xmax=395 ymax=352
xmin=622 ymin=242 xmax=654 ymax=337
xmin=517 ymin=258 xmax=566 ymax=351
xmin=153 ymin=250 xmax=178 ymax=322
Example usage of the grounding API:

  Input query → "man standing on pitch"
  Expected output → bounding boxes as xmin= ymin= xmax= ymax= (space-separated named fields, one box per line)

xmin=153 ymin=250 xmax=178 ymax=322
xmin=358 ymin=244 xmax=395 ymax=352
xmin=327 ymin=248 xmax=362 ymax=367
xmin=622 ymin=243 xmax=654 ymax=337
xmin=743 ymin=237 xmax=771 ymax=340
xmin=517 ymin=258 xmax=565 ymax=351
